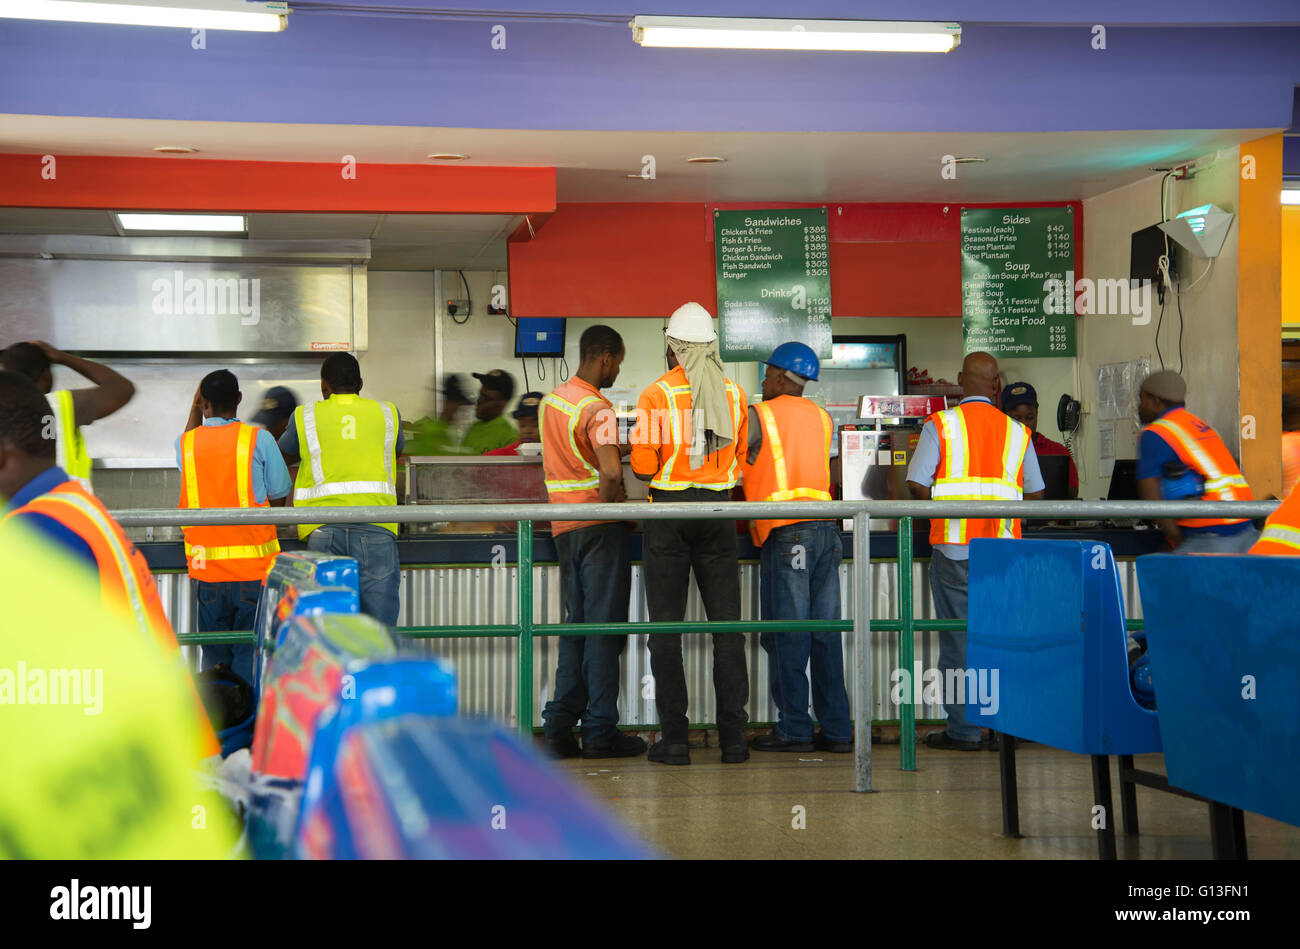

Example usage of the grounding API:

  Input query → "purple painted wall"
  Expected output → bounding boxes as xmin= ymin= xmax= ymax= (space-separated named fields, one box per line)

xmin=0 ymin=15 xmax=1296 ymax=133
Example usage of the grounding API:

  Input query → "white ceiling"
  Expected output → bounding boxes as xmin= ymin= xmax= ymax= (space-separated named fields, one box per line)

xmin=0 ymin=113 xmax=1275 ymax=268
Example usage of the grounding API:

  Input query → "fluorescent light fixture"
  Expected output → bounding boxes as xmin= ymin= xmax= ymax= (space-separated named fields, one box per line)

xmin=1283 ymin=190 xmax=1300 ymax=206
xmin=116 ymin=213 xmax=246 ymax=233
xmin=1 ymin=0 xmax=288 ymax=32
xmin=1158 ymin=203 xmax=1234 ymax=259
xmin=630 ymin=16 xmax=960 ymax=52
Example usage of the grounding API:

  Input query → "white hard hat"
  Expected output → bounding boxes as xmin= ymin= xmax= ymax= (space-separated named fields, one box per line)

xmin=665 ymin=302 xmax=717 ymax=343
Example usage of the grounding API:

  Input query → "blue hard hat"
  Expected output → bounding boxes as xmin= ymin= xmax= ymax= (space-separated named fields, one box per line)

xmin=767 ymin=342 xmax=820 ymax=381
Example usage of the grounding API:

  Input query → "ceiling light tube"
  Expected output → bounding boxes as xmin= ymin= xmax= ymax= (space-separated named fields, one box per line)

xmin=116 ymin=213 xmax=247 ymax=232
xmin=630 ymin=16 xmax=960 ymax=53
xmin=1 ymin=0 xmax=288 ymax=32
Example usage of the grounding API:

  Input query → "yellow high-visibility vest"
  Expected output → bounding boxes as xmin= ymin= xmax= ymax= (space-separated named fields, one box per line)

xmin=292 ymin=393 xmax=399 ymax=540
xmin=0 ymin=519 xmax=234 ymax=858
xmin=48 ymin=389 xmax=92 ymax=492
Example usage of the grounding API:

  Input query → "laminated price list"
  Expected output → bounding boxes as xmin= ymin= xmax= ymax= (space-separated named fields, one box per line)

xmin=961 ymin=206 xmax=1076 ymax=358
xmin=714 ymin=207 xmax=833 ymax=362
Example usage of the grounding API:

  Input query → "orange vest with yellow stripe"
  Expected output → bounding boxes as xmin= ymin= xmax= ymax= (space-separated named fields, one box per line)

xmin=631 ymin=366 xmax=746 ymax=492
xmin=928 ymin=400 xmax=1030 ymax=547
xmin=1143 ymin=407 xmax=1252 ymax=528
xmin=740 ymin=395 xmax=833 ymax=546
xmin=178 ymin=422 xmax=280 ymax=582
xmin=540 ymin=379 xmax=618 ymax=537
xmin=7 ymin=479 xmax=175 ymax=649
xmin=1249 ymin=485 xmax=1300 ymax=555
xmin=6 ymin=478 xmax=221 ymax=757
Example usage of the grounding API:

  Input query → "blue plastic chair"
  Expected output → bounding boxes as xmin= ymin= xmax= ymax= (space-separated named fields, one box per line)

xmin=1138 ymin=554 xmax=1300 ymax=847
xmin=968 ymin=539 xmax=1168 ymax=858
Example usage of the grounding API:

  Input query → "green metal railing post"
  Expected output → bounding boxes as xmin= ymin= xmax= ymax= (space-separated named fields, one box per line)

xmin=517 ymin=520 xmax=535 ymax=739
xmin=898 ymin=517 xmax=917 ymax=771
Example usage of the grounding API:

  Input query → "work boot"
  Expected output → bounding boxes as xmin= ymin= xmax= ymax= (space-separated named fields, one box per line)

xmin=543 ymin=732 xmax=581 ymax=759
xmin=813 ymin=731 xmax=854 ymax=754
xmin=582 ymin=732 xmax=647 ymax=759
xmin=750 ymin=730 xmax=814 ymax=753
xmin=720 ymin=732 xmax=750 ymax=763
xmin=647 ymin=740 xmax=691 ymax=766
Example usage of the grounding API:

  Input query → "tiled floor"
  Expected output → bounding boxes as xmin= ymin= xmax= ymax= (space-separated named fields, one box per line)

xmin=556 ymin=742 xmax=1300 ymax=859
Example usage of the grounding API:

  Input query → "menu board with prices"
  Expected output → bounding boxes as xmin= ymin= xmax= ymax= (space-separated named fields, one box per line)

xmin=714 ymin=207 xmax=832 ymax=362
xmin=961 ymin=206 xmax=1076 ymax=358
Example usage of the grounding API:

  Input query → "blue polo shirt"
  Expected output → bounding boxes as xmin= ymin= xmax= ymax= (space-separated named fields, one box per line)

xmin=4 ymin=466 xmax=98 ymax=569
xmin=174 ymin=418 xmax=293 ymax=503
xmin=1137 ymin=407 xmax=1250 ymax=536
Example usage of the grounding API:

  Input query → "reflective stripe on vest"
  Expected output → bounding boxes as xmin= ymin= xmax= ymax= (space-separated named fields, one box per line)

xmin=48 ymin=390 xmax=92 ymax=492
xmin=1146 ymin=409 xmax=1251 ymax=527
xmin=297 ymin=400 xmax=397 ymax=501
xmin=649 ymin=379 xmax=743 ymax=491
xmin=754 ymin=401 xmax=833 ymax=503
xmin=540 ymin=392 xmax=602 ymax=492
xmin=20 ymin=490 xmax=152 ymax=635
xmin=1255 ymin=523 xmax=1300 ymax=553
xmin=931 ymin=407 xmax=1027 ymax=545
xmin=179 ymin=424 xmax=280 ymax=578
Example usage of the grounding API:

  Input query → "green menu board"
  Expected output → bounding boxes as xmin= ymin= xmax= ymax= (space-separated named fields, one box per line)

xmin=714 ymin=207 xmax=832 ymax=362
xmin=961 ymin=206 xmax=1075 ymax=358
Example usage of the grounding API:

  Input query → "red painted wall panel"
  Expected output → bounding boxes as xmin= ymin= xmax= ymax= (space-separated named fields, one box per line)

xmin=509 ymin=200 xmax=1083 ymax=319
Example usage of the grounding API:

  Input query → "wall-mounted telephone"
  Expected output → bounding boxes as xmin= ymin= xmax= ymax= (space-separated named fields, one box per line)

xmin=1057 ymin=394 xmax=1081 ymax=435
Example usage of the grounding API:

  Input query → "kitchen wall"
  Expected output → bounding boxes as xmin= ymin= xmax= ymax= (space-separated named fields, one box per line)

xmin=1077 ymin=157 xmax=1242 ymax=500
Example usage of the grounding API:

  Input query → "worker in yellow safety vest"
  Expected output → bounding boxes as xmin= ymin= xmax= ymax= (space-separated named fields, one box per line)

xmin=277 ymin=352 xmax=404 ymax=626
xmin=2 ymin=340 xmax=136 ymax=493
xmin=0 ymin=371 xmax=220 ymax=759
xmin=178 ymin=369 xmax=292 ymax=685
xmin=0 ymin=513 xmax=235 ymax=858
xmin=740 ymin=342 xmax=852 ymax=754
xmin=1136 ymin=370 xmax=1258 ymax=553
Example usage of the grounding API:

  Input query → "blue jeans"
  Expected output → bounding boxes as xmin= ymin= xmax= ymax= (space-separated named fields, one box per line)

xmin=929 ymin=548 xmax=982 ymax=742
xmin=1176 ymin=524 xmax=1260 ymax=554
xmin=759 ymin=521 xmax=852 ymax=743
xmin=306 ymin=525 xmax=401 ymax=627
xmin=542 ymin=523 xmax=631 ymax=742
xmin=196 ymin=578 xmax=263 ymax=685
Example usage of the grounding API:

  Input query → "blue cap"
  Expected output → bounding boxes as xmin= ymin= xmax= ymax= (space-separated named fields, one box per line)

xmin=1001 ymin=381 xmax=1038 ymax=412
xmin=767 ymin=341 xmax=820 ymax=381
xmin=513 ymin=391 xmax=543 ymax=419
xmin=251 ymin=386 xmax=298 ymax=426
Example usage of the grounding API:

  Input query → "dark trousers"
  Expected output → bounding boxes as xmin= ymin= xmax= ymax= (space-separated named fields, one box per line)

xmin=643 ymin=488 xmax=749 ymax=744
xmin=196 ymin=578 xmax=263 ymax=686
xmin=542 ymin=522 xmax=632 ymax=741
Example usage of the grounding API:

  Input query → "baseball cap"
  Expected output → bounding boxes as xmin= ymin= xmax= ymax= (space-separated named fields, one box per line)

xmin=473 ymin=369 xmax=515 ymax=400
xmin=251 ymin=386 xmax=298 ymax=427
xmin=512 ymin=391 xmax=543 ymax=420
xmin=1000 ymin=382 xmax=1038 ymax=412
xmin=440 ymin=373 xmax=472 ymax=404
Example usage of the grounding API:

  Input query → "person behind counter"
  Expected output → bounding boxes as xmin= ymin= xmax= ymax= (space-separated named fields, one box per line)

xmin=1000 ymin=381 xmax=1078 ymax=498
xmin=278 ymin=353 xmax=404 ymax=626
xmin=406 ymin=374 xmax=473 ymax=456
xmin=538 ymin=326 xmax=644 ymax=760
xmin=631 ymin=302 xmax=750 ymax=767
xmin=1136 ymin=370 xmax=1257 ymax=553
xmin=906 ymin=352 xmax=1045 ymax=752
xmin=2 ymin=340 xmax=136 ymax=492
xmin=179 ymin=370 xmax=292 ymax=686
xmin=250 ymin=385 xmax=300 ymax=441
xmin=741 ymin=342 xmax=852 ymax=755
xmin=484 ymin=391 xmax=543 ymax=456
xmin=461 ymin=369 xmax=519 ymax=455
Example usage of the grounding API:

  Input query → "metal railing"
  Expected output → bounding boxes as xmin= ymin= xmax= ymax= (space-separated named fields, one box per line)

xmin=118 ymin=498 xmax=1278 ymax=792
